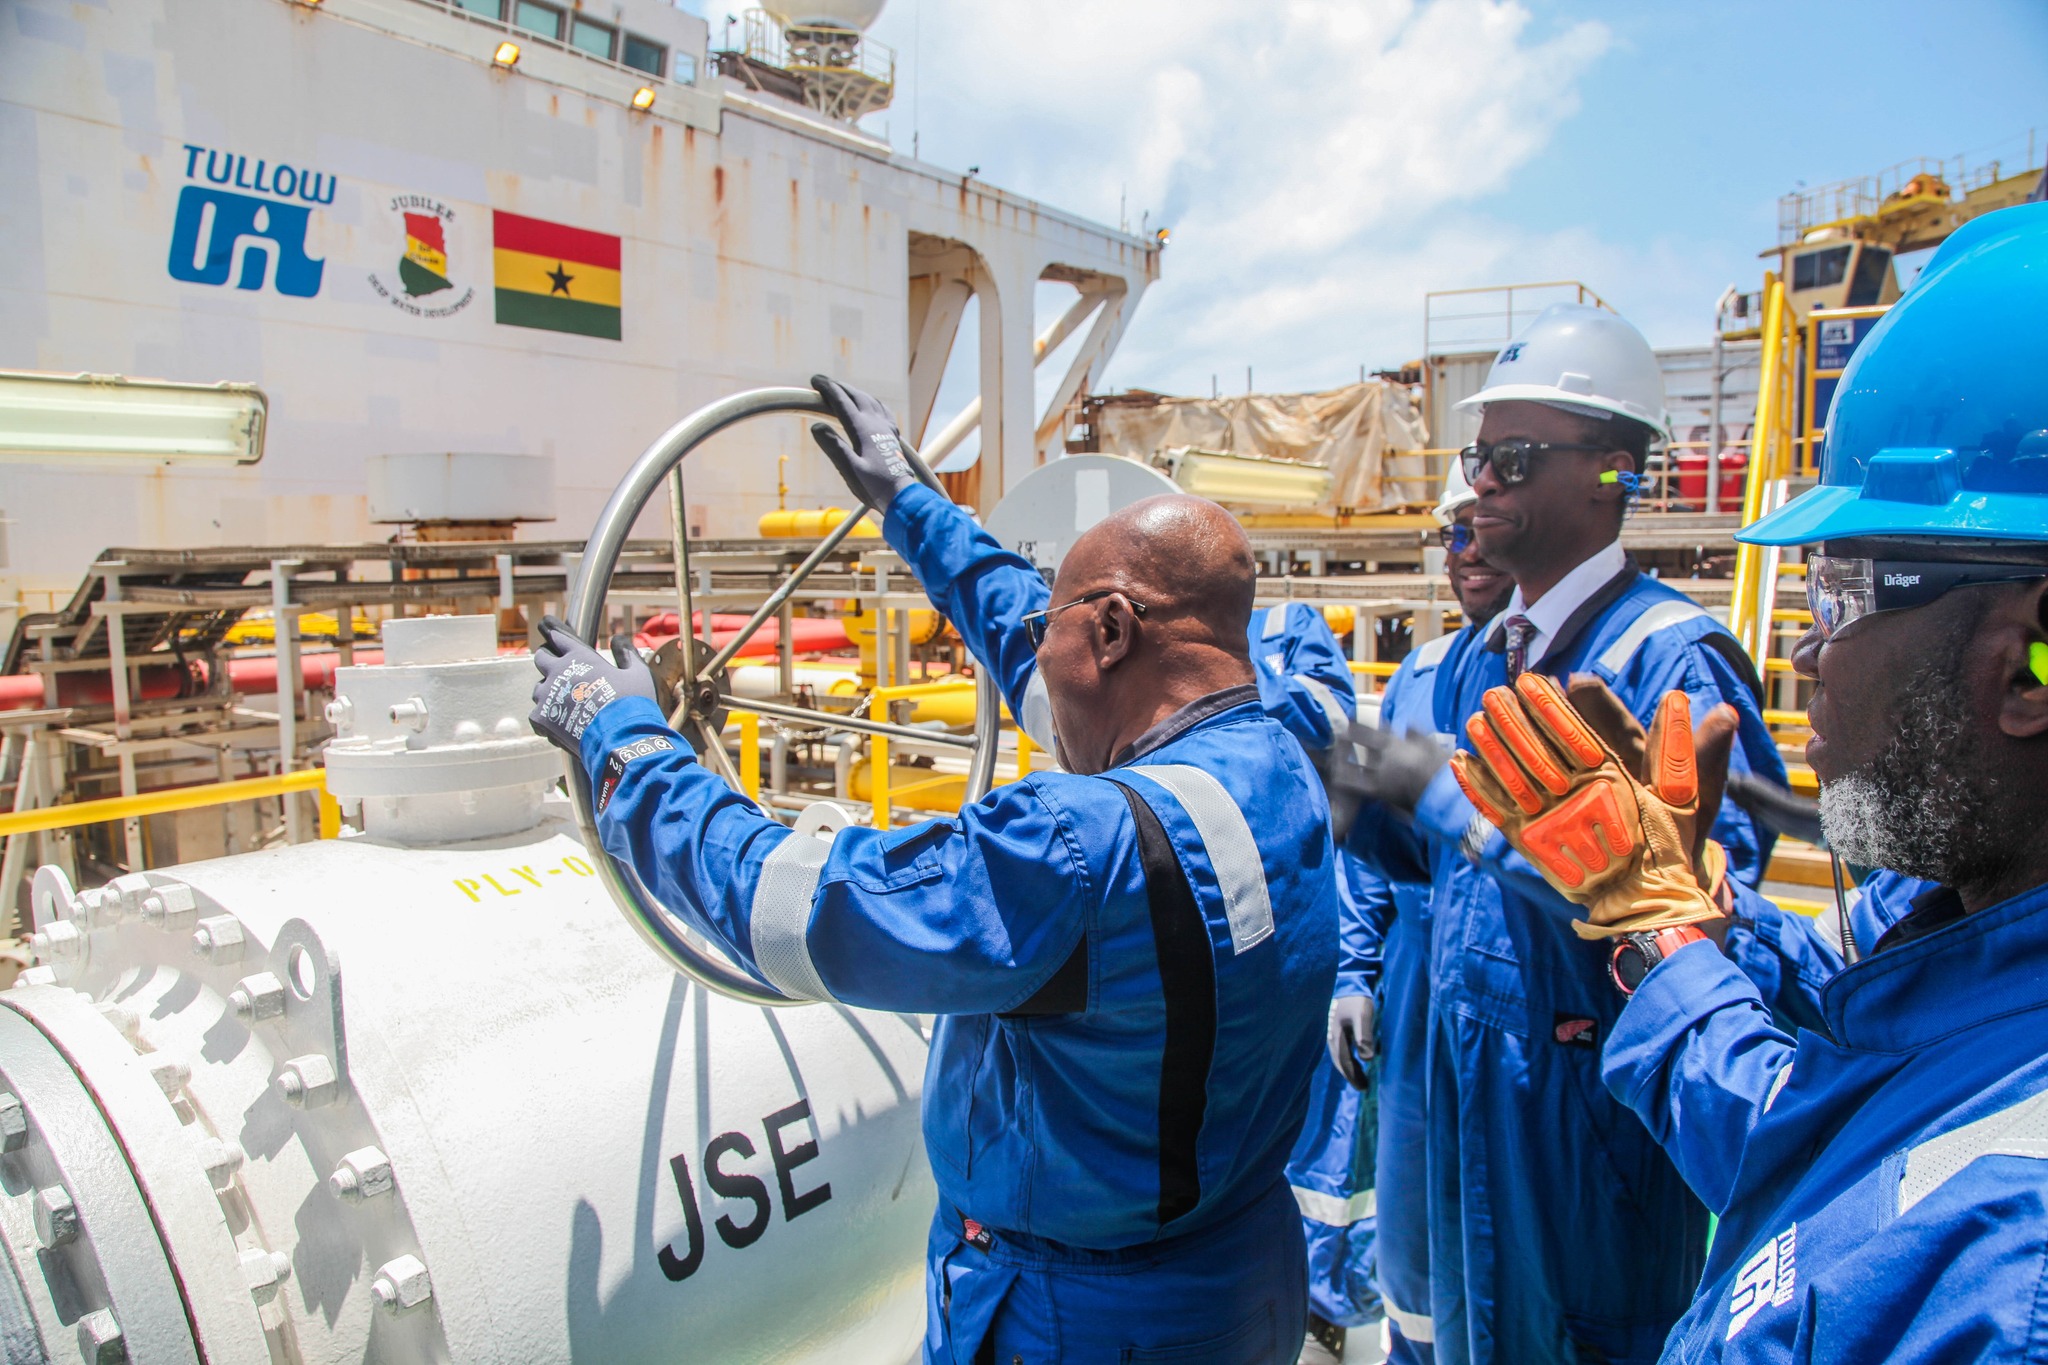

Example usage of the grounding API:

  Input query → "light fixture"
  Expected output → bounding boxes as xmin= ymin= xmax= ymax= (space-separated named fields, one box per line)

xmin=493 ymin=40 xmax=521 ymax=67
xmin=631 ymin=85 xmax=656 ymax=110
xmin=1154 ymin=227 xmax=1171 ymax=247
xmin=0 ymin=370 xmax=267 ymax=466
xmin=1161 ymin=447 xmax=1333 ymax=508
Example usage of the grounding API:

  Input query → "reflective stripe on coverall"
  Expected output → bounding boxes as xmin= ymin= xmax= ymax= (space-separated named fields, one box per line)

xmin=1603 ymin=871 xmax=2048 ymax=1363
xmin=581 ymin=482 xmax=1338 ymax=1364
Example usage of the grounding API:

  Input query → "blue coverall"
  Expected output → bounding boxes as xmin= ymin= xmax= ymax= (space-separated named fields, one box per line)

xmin=579 ymin=482 xmax=1338 ymax=1364
xmin=1604 ymin=870 xmax=2048 ymax=1362
xmin=1338 ymin=625 xmax=1483 ymax=1363
xmin=1251 ymin=603 xmax=1380 ymax=1331
xmin=1351 ymin=564 xmax=1790 ymax=1365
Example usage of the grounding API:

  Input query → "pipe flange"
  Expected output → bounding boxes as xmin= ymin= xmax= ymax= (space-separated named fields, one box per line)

xmin=649 ymin=636 xmax=731 ymax=747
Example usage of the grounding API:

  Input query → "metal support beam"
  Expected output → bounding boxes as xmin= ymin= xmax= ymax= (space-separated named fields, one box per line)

xmin=920 ymin=287 xmax=1105 ymax=469
xmin=1035 ymin=287 xmax=1130 ymax=461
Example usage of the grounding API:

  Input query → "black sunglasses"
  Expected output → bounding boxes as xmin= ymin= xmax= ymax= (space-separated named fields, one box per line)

xmin=1437 ymin=522 xmax=1475 ymax=554
xmin=1020 ymin=589 xmax=1148 ymax=649
xmin=1460 ymin=438 xmax=1613 ymax=487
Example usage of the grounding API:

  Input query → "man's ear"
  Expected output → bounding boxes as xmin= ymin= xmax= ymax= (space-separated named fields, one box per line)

xmin=1997 ymin=579 xmax=2048 ymax=741
xmin=1094 ymin=596 xmax=1140 ymax=671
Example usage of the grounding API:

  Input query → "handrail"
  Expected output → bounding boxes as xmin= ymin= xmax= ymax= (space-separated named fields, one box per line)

xmin=866 ymin=680 xmax=978 ymax=829
xmin=1729 ymin=276 xmax=1797 ymax=659
xmin=0 ymin=768 xmax=327 ymax=839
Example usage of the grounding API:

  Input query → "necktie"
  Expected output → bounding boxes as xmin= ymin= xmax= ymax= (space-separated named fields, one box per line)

xmin=1504 ymin=614 xmax=1537 ymax=677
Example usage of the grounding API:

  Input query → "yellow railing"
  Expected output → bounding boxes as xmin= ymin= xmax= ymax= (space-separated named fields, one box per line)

xmin=0 ymin=768 xmax=334 ymax=840
xmin=867 ymin=681 xmax=979 ymax=829
xmin=1729 ymin=274 xmax=1802 ymax=659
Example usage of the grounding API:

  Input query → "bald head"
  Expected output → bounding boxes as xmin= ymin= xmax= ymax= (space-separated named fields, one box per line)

xmin=1055 ymin=494 xmax=1258 ymax=650
xmin=1037 ymin=494 xmax=1259 ymax=774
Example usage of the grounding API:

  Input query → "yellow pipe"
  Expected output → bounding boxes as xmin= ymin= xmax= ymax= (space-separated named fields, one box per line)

xmin=758 ymin=507 xmax=879 ymax=539
xmin=1347 ymin=661 xmax=1400 ymax=677
xmin=1016 ymin=727 xmax=1035 ymax=781
xmin=848 ymin=761 xmax=965 ymax=812
xmin=738 ymin=711 xmax=760 ymax=801
xmin=0 ymin=768 xmax=327 ymax=839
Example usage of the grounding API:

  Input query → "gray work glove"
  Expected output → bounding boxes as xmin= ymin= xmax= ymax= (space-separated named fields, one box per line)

xmin=1327 ymin=995 xmax=1376 ymax=1089
xmin=1318 ymin=720 xmax=1450 ymax=838
xmin=809 ymin=375 xmax=921 ymax=514
xmin=530 ymin=615 xmax=661 ymax=753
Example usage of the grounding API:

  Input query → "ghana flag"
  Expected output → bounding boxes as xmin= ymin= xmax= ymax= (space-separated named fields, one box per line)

xmin=492 ymin=211 xmax=621 ymax=340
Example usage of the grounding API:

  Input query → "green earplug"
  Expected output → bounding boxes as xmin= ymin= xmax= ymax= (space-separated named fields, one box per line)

xmin=2032 ymin=640 xmax=2048 ymax=686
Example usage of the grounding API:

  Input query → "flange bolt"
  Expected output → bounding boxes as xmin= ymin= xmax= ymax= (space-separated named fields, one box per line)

xmin=34 ymin=1185 xmax=78 ymax=1248
xmin=276 ymin=1054 xmax=339 ymax=1109
xmin=77 ymin=1309 xmax=125 ymax=1365
xmin=371 ymin=1254 xmax=433 ymax=1313
xmin=0 ymin=1092 xmax=26 ymax=1153
xmin=329 ymin=1146 xmax=395 ymax=1203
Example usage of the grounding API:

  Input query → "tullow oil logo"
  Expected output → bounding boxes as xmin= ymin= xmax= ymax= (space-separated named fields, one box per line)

xmin=166 ymin=143 xmax=332 ymax=298
xmin=368 ymin=195 xmax=476 ymax=318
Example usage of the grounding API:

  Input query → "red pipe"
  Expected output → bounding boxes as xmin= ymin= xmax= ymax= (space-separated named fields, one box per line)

xmin=0 ymin=612 xmax=854 ymax=713
xmin=635 ymin=612 xmax=851 ymax=658
xmin=0 ymin=651 xmax=391 ymax=712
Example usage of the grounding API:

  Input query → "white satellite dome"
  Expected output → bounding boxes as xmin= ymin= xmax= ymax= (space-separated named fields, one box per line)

xmin=770 ymin=0 xmax=886 ymax=31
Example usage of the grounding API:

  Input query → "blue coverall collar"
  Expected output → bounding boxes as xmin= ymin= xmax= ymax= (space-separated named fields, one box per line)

xmin=1820 ymin=876 xmax=2048 ymax=1053
xmin=1110 ymin=684 xmax=1262 ymax=769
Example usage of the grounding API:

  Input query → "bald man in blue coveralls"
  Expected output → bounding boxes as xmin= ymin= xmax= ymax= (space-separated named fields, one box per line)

xmin=533 ymin=378 xmax=1339 ymax=1364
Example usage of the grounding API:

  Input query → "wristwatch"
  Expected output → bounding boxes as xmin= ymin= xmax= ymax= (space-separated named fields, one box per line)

xmin=1609 ymin=925 xmax=1708 ymax=996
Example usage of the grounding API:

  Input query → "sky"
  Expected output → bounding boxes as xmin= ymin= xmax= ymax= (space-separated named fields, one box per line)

xmin=708 ymin=0 xmax=2048 ymax=419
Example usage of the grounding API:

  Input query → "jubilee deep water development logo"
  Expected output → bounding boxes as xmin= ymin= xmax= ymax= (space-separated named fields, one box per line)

xmin=368 ymin=195 xmax=476 ymax=318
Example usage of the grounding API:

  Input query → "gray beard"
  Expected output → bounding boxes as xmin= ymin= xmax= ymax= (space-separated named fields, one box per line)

xmin=1816 ymin=651 xmax=2010 ymax=887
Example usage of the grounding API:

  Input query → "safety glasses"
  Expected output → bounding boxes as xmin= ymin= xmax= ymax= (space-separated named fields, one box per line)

xmin=1020 ymin=589 xmax=1148 ymax=650
xmin=1459 ymin=438 xmax=1613 ymax=487
xmin=1806 ymin=555 xmax=2048 ymax=641
xmin=1438 ymin=522 xmax=1475 ymax=555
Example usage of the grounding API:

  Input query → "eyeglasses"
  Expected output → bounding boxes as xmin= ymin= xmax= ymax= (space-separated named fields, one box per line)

xmin=1806 ymin=555 xmax=2048 ymax=641
xmin=1020 ymin=589 xmax=1148 ymax=649
xmin=1438 ymin=522 xmax=1475 ymax=555
xmin=1460 ymin=438 xmax=1613 ymax=487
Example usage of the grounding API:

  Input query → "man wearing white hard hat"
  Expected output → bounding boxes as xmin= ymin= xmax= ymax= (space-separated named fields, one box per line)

xmin=1329 ymin=304 xmax=1816 ymax=1363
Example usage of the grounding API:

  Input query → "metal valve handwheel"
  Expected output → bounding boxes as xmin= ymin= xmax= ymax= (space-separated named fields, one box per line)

xmin=567 ymin=387 xmax=1001 ymax=1005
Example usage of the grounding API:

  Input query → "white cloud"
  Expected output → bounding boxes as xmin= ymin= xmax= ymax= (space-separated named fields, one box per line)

xmin=861 ymin=0 xmax=1617 ymax=396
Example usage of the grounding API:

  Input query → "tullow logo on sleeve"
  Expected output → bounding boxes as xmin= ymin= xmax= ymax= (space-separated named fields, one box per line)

xmin=1725 ymin=1223 xmax=1796 ymax=1340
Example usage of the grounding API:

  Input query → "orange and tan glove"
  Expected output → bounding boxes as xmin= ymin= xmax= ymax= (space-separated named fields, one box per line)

xmin=1448 ymin=673 xmax=1722 ymax=939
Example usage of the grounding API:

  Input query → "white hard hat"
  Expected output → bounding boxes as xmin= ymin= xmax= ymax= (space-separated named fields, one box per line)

xmin=1455 ymin=303 xmax=1671 ymax=442
xmin=1433 ymin=452 xmax=1476 ymax=526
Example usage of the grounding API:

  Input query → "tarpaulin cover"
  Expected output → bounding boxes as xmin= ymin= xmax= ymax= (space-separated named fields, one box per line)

xmin=1091 ymin=382 xmax=1432 ymax=512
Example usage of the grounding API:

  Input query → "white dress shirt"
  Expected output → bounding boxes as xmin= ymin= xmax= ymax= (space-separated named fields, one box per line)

xmin=1495 ymin=538 xmax=1628 ymax=669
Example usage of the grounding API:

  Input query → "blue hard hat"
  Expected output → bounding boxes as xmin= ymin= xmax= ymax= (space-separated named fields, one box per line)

xmin=1738 ymin=202 xmax=2048 ymax=547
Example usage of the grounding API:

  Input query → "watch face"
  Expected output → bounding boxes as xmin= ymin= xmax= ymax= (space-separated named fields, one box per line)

xmin=1611 ymin=940 xmax=1653 ymax=994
